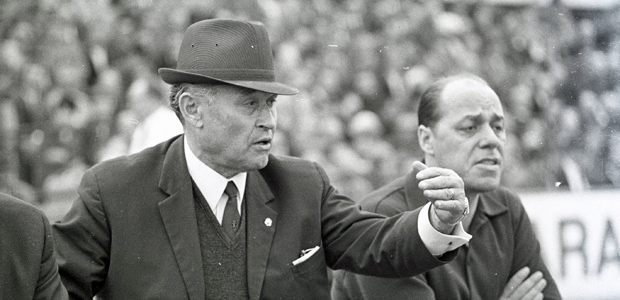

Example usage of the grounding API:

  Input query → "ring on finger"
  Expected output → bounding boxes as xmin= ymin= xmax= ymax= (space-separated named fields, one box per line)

xmin=462 ymin=196 xmax=470 ymax=217
xmin=446 ymin=188 xmax=454 ymax=200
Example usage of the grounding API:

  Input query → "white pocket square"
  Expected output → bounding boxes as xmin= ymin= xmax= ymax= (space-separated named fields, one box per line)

xmin=292 ymin=246 xmax=320 ymax=265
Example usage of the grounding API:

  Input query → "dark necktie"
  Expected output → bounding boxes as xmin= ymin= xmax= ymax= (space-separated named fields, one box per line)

xmin=222 ymin=181 xmax=240 ymax=239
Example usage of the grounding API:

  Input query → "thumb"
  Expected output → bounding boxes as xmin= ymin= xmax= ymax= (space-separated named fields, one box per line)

xmin=412 ymin=161 xmax=428 ymax=174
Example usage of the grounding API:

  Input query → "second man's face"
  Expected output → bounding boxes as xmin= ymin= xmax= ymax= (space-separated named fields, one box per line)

xmin=427 ymin=80 xmax=506 ymax=193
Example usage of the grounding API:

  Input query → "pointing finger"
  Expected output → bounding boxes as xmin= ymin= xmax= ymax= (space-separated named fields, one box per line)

xmin=416 ymin=167 xmax=461 ymax=182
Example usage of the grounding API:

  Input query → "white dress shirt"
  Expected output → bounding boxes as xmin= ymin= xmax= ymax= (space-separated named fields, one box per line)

xmin=184 ymin=140 xmax=245 ymax=224
xmin=418 ymin=203 xmax=471 ymax=255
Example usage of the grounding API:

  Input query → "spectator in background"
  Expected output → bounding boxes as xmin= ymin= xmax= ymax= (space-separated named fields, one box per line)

xmin=602 ymin=88 xmax=620 ymax=186
xmin=0 ymin=91 xmax=39 ymax=203
xmin=331 ymin=74 xmax=561 ymax=300
xmin=347 ymin=110 xmax=398 ymax=188
xmin=0 ymin=192 xmax=68 ymax=299
xmin=126 ymin=76 xmax=183 ymax=154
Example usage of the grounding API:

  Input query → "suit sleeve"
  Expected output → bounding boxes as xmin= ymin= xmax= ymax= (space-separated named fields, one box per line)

xmin=315 ymin=163 xmax=457 ymax=278
xmin=509 ymin=195 xmax=562 ymax=300
xmin=53 ymin=169 xmax=111 ymax=300
xmin=34 ymin=213 xmax=69 ymax=300
xmin=331 ymin=269 xmax=436 ymax=300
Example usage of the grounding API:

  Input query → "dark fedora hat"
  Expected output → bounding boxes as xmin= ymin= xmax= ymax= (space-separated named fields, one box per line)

xmin=158 ymin=19 xmax=298 ymax=95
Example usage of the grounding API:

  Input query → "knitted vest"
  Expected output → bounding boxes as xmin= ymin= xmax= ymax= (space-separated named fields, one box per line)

xmin=193 ymin=186 xmax=249 ymax=299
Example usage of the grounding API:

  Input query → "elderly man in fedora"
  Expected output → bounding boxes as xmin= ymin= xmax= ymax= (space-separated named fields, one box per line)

xmin=53 ymin=19 xmax=471 ymax=300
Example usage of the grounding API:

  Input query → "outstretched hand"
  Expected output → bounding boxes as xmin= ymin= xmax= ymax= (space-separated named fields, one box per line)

xmin=413 ymin=161 xmax=469 ymax=233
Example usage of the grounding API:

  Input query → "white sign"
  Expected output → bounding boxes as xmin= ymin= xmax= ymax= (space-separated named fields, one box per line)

xmin=521 ymin=190 xmax=620 ymax=300
xmin=561 ymin=0 xmax=620 ymax=9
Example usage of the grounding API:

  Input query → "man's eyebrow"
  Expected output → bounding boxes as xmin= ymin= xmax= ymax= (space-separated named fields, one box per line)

xmin=458 ymin=113 xmax=504 ymax=123
xmin=239 ymin=87 xmax=258 ymax=96
xmin=459 ymin=113 xmax=483 ymax=122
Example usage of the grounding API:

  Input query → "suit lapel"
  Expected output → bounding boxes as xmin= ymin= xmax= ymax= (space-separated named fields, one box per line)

xmin=245 ymin=170 xmax=277 ymax=300
xmin=157 ymin=136 xmax=205 ymax=300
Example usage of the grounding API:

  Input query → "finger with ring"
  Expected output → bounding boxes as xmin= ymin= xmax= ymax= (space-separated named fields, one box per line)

xmin=462 ymin=199 xmax=469 ymax=217
xmin=446 ymin=188 xmax=454 ymax=200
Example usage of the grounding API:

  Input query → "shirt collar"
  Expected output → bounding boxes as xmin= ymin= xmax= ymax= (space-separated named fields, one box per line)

xmin=477 ymin=190 xmax=508 ymax=217
xmin=184 ymin=139 xmax=247 ymax=211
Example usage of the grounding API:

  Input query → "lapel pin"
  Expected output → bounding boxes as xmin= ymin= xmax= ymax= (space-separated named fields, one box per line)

xmin=264 ymin=218 xmax=272 ymax=227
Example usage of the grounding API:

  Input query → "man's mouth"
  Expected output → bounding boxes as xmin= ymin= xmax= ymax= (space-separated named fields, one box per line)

xmin=476 ymin=158 xmax=500 ymax=165
xmin=254 ymin=137 xmax=272 ymax=147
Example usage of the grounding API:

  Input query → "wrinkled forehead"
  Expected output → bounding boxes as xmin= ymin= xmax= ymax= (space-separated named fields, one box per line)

xmin=438 ymin=79 xmax=504 ymax=119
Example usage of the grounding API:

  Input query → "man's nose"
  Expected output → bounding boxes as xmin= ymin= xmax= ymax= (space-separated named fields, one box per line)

xmin=257 ymin=105 xmax=276 ymax=129
xmin=478 ymin=124 xmax=501 ymax=148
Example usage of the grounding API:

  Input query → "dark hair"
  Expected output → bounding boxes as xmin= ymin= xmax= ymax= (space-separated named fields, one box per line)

xmin=417 ymin=73 xmax=489 ymax=128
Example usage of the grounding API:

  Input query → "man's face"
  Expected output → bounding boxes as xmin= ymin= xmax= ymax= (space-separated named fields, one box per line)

xmin=190 ymin=85 xmax=277 ymax=178
xmin=422 ymin=79 xmax=506 ymax=193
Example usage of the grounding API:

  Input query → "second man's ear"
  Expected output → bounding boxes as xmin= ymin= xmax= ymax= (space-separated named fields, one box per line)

xmin=179 ymin=92 xmax=203 ymax=128
xmin=417 ymin=125 xmax=434 ymax=155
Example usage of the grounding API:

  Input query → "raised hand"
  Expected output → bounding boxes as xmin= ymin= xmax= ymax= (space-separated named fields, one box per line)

xmin=413 ymin=161 xmax=469 ymax=233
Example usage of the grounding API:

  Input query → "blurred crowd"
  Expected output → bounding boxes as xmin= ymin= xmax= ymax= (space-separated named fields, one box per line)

xmin=0 ymin=0 xmax=619 ymax=204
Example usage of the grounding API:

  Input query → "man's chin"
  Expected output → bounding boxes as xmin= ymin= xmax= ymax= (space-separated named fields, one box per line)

xmin=465 ymin=178 xmax=501 ymax=193
xmin=257 ymin=159 xmax=269 ymax=170
xmin=249 ymin=155 xmax=270 ymax=170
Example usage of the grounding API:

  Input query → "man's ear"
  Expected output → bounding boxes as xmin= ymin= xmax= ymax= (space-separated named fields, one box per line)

xmin=179 ymin=92 xmax=203 ymax=128
xmin=417 ymin=125 xmax=434 ymax=155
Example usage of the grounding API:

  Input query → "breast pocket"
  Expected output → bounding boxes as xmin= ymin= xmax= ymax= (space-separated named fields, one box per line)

xmin=290 ymin=247 xmax=326 ymax=277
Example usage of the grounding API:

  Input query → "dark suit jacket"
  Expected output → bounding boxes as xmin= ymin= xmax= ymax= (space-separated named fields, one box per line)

xmin=0 ymin=192 xmax=68 ymax=300
xmin=53 ymin=135 xmax=456 ymax=300
xmin=331 ymin=170 xmax=562 ymax=300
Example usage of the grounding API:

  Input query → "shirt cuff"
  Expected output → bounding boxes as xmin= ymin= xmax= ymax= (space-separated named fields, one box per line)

xmin=418 ymin=202 xmax=472 ymax=256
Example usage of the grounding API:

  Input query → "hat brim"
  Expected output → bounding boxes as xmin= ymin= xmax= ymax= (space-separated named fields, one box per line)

xmin=158 ymin=68 xmax=299 ymax=95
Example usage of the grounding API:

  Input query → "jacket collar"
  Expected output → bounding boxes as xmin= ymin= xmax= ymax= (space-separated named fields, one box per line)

xmin=157 ymin=136 xmax=204 ymax=300
xmin=159 ymin=135 xmax=191 ymax=195
xmin=245 ymin=169 xmax=277 ymax=299
xmin=477 ymin=191 xmax=508 ymax=217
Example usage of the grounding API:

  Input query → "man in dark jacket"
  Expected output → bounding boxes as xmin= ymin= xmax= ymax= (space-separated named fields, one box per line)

xmin=331 ymin=74 xmax=562 ymax=299
xmin=53 ymin=19 xmax=472 ymax=300
xmin=0 ymin=192 xmax=68 ymax=300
